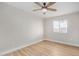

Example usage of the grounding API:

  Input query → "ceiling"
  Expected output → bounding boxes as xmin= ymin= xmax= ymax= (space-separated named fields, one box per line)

xmin=5 ymin=2 xmax=79 ymax=18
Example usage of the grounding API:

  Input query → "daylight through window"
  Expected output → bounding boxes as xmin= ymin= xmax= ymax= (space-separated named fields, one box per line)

xmin=53 ymin=20 xmax=67 ymax=33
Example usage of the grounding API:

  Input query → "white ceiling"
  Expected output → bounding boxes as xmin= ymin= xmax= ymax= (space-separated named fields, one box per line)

xmin=5 ymin=2 xmax=79 ymax=18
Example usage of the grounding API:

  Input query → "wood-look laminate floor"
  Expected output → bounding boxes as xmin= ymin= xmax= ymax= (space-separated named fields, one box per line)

xmin=4 ymin=40 xmax=79 ymax=56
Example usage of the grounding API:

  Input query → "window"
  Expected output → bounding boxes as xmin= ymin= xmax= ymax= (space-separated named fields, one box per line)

xmin=53 ymin=21 xmax=59 ymax=32
xmin=53 ymin=20 xmax=67 ymax=33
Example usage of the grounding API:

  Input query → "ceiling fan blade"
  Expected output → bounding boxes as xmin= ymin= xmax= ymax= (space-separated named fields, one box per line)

xmin=47 ymin=2 xmax=56 ymax=7
xmin=47 ymin=8 xmax=56 ymax=11
xmin=34 ymin=2 xmax=42 ymax=7
xmin=33 ymin=9 xmax=42 ymax=11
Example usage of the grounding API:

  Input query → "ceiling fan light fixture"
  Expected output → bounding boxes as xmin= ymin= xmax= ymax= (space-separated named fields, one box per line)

xmin=34 ymin=2 xmax=56 ymax=15
xmin=42 ymin=8 xmax=47 ymax=13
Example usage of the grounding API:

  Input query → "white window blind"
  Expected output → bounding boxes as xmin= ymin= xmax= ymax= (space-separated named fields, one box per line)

xmin=53 ymin=20 xmax=67 ymax=33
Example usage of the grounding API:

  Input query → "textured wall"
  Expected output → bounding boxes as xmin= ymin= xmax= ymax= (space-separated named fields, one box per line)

xmin=0 ymin=3 xmax=43 ymax=54
xmin=44 ymin=12 xmax=79 ymax=45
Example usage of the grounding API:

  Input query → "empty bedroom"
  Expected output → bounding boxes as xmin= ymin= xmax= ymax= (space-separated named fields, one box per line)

xmin=0 ymin=2 xmax=79 ymax=56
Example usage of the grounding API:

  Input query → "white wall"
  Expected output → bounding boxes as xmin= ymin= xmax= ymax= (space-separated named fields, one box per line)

xmin=44 ymin=12 xmax=79 ymax=46
xmin=0 ymin=3 xmax=43 ymax=54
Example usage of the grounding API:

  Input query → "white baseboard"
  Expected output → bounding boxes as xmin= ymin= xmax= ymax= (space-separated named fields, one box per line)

xmin=0 ymin=39 xmax=43 ymax=56
xmin=46 ymin=39 xmax=79 ymax=47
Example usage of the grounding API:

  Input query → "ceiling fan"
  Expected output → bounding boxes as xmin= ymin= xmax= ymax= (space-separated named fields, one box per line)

xmin=33 ymin=2 xmax=56 ymax=14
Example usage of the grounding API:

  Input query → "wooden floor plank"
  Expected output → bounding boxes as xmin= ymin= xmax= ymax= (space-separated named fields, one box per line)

xmin=4 ymin=40 xmax=79 ymax=56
